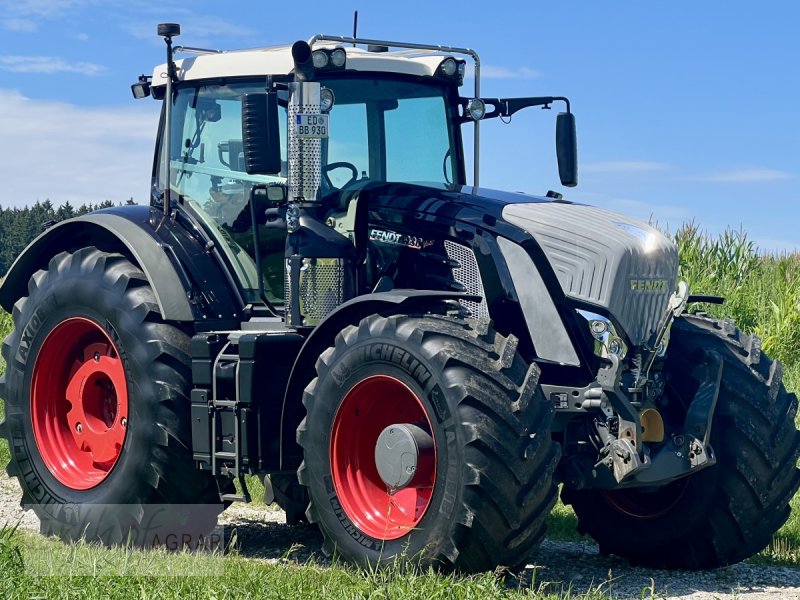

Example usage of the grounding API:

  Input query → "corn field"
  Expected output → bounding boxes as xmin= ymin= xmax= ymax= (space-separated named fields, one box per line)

xmin=675 ymin=223 xmax=800 ymax=388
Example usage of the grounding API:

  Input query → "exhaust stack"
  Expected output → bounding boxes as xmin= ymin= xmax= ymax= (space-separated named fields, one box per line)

xmin=284 ymin=41 xmax=354 ymax=328
xmin=287 ymin=41 xmax=322 ymax=205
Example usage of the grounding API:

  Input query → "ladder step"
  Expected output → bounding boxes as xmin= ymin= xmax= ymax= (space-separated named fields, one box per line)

xmin=217 ymin=354 xmax=239 ymax=361
xmin=213 ymin=400 xmax=237 ymax=407
xmin=221 ymin=493 xmax=249 ymax=503
xmin=215 ymin=451 xmax=237 ymax=459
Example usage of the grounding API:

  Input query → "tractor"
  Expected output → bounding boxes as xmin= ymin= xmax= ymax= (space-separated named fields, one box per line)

xmin=1 ymin=23 xmax=797 ymax=571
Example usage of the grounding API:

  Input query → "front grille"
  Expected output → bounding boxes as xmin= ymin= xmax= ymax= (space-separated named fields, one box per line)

xmin=444 ymin=240 xmax=490 ymax=321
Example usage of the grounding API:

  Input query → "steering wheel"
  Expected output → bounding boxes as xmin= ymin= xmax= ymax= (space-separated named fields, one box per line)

xmin=322 ymin=161 xmax=359 ymax=191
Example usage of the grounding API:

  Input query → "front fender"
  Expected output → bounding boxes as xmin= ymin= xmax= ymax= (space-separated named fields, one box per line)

xmin=278 ymin=290 xmax=479 ymax=469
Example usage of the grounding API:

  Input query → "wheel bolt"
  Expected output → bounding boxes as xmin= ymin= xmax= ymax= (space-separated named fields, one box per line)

xmin=76 ymin=423 xmax=82 ymax=433
xmin=94 ymin=352 xmax=101 ymax=362
xmin=121 ymin=418 xmax=127 ymax=428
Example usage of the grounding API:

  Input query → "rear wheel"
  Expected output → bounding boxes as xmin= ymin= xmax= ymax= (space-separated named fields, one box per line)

xmin=0 ymin=247 xmax=224 ymax=546
xmin=562 ymin=314 xmax=800 ymax=569
xmin=297 ymin=314 xmax=560 ymax=572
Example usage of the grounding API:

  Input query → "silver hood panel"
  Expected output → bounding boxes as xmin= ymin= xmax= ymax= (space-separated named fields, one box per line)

xmin=502 ymin=203 xmax=678 ymax=346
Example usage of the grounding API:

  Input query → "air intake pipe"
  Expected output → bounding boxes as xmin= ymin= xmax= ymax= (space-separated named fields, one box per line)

xmin=285 ymin=41 xmax=355 ymax=328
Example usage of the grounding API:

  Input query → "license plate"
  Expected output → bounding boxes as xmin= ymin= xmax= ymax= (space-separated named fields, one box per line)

xmin=295 ymin=113 xmax=329 ymax=139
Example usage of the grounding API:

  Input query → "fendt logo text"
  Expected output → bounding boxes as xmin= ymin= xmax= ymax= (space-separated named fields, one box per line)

xmin=630 ymin=279 xmax=668 ymax=292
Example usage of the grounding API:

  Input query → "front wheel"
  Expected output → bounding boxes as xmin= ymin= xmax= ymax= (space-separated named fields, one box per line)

xmin=562 ymin=314 xmax=800 ymax=569
xmin=297 ymin=315 xmax=560 ymax=572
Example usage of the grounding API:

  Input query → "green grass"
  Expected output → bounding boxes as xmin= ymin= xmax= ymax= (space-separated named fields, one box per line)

xmin=1 ymin=224 xmax=800 ymax=593
xmin=0 ymin=526 xmax=612 ymax=600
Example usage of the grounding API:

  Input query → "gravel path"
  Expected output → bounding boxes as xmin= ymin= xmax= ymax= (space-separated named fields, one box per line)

xmin=2 ymin=476 xmax=800 ymax=599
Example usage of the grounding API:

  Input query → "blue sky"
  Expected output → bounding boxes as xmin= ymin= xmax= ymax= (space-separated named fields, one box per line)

xmin=0 ymin=1 xmax=797 ymax=252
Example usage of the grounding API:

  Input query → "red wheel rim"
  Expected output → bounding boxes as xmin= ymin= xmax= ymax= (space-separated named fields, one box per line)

xmin=31 ymin=317 xmax=129 ymax=490
xmin=330 ymin=375 xmax=437 ymax=540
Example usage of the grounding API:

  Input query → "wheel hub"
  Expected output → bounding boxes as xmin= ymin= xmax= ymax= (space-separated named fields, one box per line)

xmin=330 ymin=374 xmax=437 ymax=540
xmin=31 ymin=317 xmax=129 ymax=490
xmin=374 ymin=423 xmax=434 ymax=490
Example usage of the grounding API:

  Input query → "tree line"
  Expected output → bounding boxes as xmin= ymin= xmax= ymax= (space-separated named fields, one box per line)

xmin=0 ymin=199 xmax=136 ymax=276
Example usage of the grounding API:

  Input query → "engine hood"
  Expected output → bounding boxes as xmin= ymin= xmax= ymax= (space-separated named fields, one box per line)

xmin=502 ymin=202 xmax=678 ymax=347
xmin=357 ymin=182 xmax=677 ymax=346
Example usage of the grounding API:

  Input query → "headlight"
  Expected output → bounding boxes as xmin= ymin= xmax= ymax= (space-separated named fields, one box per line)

xmin=577 ymin=310 xmax=628 ymax=360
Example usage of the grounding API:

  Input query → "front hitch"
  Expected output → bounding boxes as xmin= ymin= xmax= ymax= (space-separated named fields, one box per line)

xmin=589 ymin=350 xmax=722 ymax=489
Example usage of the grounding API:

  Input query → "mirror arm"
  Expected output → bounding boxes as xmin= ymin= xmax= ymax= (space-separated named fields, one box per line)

xmin=465 ymin=96 xmax=572 ymax=120
xmin=503 ymin=96 xmax=571 ymax=117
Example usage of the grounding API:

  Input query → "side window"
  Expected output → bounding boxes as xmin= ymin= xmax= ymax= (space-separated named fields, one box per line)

xmin=384 ymin=95 xmax=453 ymax=184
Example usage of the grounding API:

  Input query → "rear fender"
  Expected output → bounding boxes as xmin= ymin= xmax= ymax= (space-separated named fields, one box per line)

xmin=0 ymin=209 xmax=195 ymax=321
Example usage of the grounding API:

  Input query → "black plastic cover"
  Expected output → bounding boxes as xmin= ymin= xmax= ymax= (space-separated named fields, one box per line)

xmin=242 ymin=92 xmax=282 ymax=175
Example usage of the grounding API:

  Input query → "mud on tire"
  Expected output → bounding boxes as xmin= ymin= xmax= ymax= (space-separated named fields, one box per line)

xmin=297 ymin=314 xmax=560 ymax=572
xmin=0 ymin=247 xmax=224 ymax=547
xmin=562 ymin=314 xmax=800 ymax=569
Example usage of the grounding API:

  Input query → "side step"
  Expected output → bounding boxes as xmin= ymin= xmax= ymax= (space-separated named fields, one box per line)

xmin=189 ymin=329 xmax=304 ymax=500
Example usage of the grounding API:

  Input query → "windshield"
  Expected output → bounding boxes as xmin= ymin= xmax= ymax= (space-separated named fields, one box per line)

xmin=157 ymin=75 xmax=460 ymax=305
xmin=320 ymin=76 xmax=459 ymax=188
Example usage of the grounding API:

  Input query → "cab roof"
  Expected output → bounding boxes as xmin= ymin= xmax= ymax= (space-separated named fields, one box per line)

xmin=151 ymin=44 xmax=460 ymax=86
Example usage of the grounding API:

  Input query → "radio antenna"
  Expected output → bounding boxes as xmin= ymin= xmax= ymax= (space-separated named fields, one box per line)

xmin=352 ymin=11 xmax=358 ymax=46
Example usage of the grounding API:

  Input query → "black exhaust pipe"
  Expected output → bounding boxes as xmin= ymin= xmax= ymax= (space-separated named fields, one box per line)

xmin=292 ymin=41 xmax=314 ymax=82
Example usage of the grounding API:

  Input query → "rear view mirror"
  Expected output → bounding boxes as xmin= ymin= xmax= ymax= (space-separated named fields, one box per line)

xmin=556 ymin=112 xmax=578 ymax=187
xmin=196 ymin=97 xmax=221 ymax=123
xmin=242 ymin=92 xmax=281 ymax=175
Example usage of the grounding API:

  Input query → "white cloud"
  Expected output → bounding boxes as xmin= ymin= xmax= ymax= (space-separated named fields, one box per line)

xmin=124 ymin=15 xmax=256 ymax=45
xmin=696 ymin=168 xmax=794 ymax=183
xmin=0 ymin=55 xmax=105 ymax=75
xmin=0 ymin=89 xmax=158 ymax=208
xmin=75 ymin=32 xmax=89 ymax=41
xmin=2 ymin=18 xmax=38 ymax=32
xmin=0 ymin=0 xmax=99 ymax=18
xmin=582 ymin=161 xmax=671 ymax=174
xmin=465 ymin=64 xmax=540 ymax=80
xmin=481 ymin=65 xmax=540 ymax=79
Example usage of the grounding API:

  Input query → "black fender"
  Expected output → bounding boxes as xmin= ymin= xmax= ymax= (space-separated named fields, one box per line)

xmin=0 ymin=209 xmax=196 ymax=321
xmin=278 ymin=289 xmax=479 ymax=469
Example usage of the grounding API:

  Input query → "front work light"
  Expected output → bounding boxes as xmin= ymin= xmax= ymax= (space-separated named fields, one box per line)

xmin=330 ymin=48 xmax=346 ymax=67
xmin=312 ymin=50 xmax=329 ymax=69
xmin=320 ymin=87 xmax=335 ymax=113
xmin=466 ymin=98 xmax=485 ymax=120
xmin=440 ymin=57 xmax=458 ymax=77
xmin=131 ymin=75 xmax=152 ymax=99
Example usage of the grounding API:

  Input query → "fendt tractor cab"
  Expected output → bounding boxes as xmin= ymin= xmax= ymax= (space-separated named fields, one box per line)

xmin=1 ymin=24 xmax=797 ymax=572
